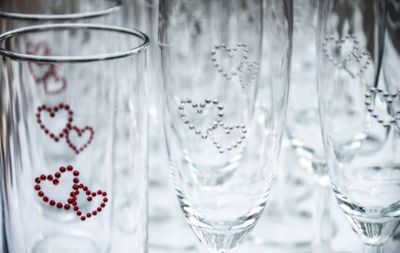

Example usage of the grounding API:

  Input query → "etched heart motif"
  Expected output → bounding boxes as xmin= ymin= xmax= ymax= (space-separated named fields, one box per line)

xmin=34 ymin=165 xmax=79 ymax=211
xmin=179 ymin=99 xmax=224 ymax=139
xmin=209 ymin=123 xmax=247 ymax=154
xmin=26 ymin=41 xmax=54 ymax=82
xmin=36 ymin=103 xmax=73 ymax=142
xmin=34 ymin=165 xmax=108 ymax=222
xmin=43 ymin=73 xmax=67 ymax=95
xmin=66 ymin=126 xmax=95 ymax=154
xmin=238 ymin=61 xmax=259 ymax=89
xmin=211 ymin=43 xmax=249 ymax=80
xmin=323 ymin=34 xmax=359 ymax=69
xmin=364 ymin=87 xmax=400 ymax=129
xmin=70 ymin=183 xmax=108 ymax=221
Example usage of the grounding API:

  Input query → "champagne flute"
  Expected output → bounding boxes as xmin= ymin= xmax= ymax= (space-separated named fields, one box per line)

xmin=317 ymin=1 xmax=399 ymax=253
xmin=159 ymin=0 xmax=292 ymax=252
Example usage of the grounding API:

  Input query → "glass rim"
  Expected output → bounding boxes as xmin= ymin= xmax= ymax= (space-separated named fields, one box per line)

xmin=0 ymin=23 xmax=150 ymax=63
xmin=0 ymin=0 xmax=121 ymax=21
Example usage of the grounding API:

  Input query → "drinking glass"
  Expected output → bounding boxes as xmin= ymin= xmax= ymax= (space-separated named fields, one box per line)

xmin=382 ymin=0 xmax=400 ymax=244
xmin=0 ymin=23 xmax=149 ymax=253
xmin=159 ymin=0 xmax=292 ymax=252
xmin=317 ymin=1 xmax=398 ymax=253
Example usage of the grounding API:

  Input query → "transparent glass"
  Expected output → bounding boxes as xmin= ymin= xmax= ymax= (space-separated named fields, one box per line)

xmin=317 ymin=1 xmax=399 ymax=253
xmin=0 ymin=24 xmax=149 ymax=253
xmin=159 ymin=0 xmax=291 ymax=252
xmin=383 ymin=0 xmax=400 ymax=242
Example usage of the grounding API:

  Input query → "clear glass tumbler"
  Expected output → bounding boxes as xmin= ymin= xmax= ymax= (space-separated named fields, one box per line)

xmin=0 ymin=23 xmax=149 ymax=253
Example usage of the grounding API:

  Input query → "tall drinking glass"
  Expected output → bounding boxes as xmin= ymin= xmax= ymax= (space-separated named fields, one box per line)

xmin=382 ymin=0 xmax=400 ymax=245
xmin=317 ymin=1 xmax=398 ymax=253
xmin=159 ymin=0 xmax=292 ymax=252
xmin=0 ymin=23 xmax=149 ymax=253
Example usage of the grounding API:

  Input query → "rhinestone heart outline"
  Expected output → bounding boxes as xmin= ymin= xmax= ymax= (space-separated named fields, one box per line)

xmin=70 ymin=182 xmax=108 ymax=221
xmin=178 ymin=99 xmax=224 ymax=140
xmin=364 ymin=87 xmax=400 ymax=129
xmin=209 ymin=122 xmax=247 ymax=154
xmin=34 ymin=165 xmax=79 ymax=210
xmin=36 ymin=103 xmax=73 ymax=142
xmin=178 ymin=99 xmax=247 ymax=153
xmin=211 ymin=43 xmax=249 ymax=81
xmin=34 ymin=165 xmax=108 ymax=222
xmin=322 ymin=34 xmax=372 ymax=79
xmin=65 ymin=126 xmax=95 ymax=155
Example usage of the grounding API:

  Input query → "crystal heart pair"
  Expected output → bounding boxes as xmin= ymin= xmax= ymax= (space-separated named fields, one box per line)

xmin=34 ymin=165 xmax=108 ymax=221
xmin=36 ymin=103 xmax=95 ymax=154
xmin=179 ymin=99 xmax=247 ymax=154
xmin=26 ymin=41 xmax=67 ymax=95
xmin=365 ymin=87 xmax=400 ymax=129
xmin=323 ymin=34 xmax=372 ymax=79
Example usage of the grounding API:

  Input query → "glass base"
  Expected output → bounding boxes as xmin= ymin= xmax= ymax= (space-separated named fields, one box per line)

xmin=32 ymin=234 xmax=101 ymax=253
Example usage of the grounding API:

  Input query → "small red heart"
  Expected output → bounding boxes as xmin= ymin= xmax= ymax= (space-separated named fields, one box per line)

xmin=43 ymin=72 xmax=67 ymax=95
xmin=36 ymin=103 xmax=74 ymax=142
xmin=70 ymin=183 xmax=108 ymax=222
xmin=33 ymin=165 xmax=78 ymax=211
xmin=65 ymin=126 xmax=95 ymax=154
xmin=26 ymin=41 xmax=54 ymax=82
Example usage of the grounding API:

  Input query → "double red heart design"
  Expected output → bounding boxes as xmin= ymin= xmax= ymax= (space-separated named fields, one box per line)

xmin=34 ymin=165 xmax=108 ymax=222
xmin=36 ymin=103 xmax=95 ymax=154
xmin=26 ymin=41 xmax=68 ymax=95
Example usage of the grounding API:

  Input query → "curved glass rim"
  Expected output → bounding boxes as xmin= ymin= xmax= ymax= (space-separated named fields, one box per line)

xmin=0 ymin=0 xmax=121 ymax=21
xmin=0 ymin=23 xmax=150 ymax=63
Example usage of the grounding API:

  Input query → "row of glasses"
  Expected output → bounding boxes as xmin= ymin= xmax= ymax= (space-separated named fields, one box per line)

xmin=0 ymin=1 xmax=150 ymax=253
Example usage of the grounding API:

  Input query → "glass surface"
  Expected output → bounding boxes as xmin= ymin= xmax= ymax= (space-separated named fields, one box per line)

xmin=0 ymin=24 xmax=148 ymax=253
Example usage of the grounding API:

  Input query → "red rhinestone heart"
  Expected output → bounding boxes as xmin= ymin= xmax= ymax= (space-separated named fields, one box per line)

xmin=34 ymin=165 xmax=78 ymax=210
xmin=70 ymin=183 xmax=108 ymax=222
xmin=65 ymin=126 xmax=95 ymax=154
xmin=36 ymin=103 xmax=73 ymax=142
